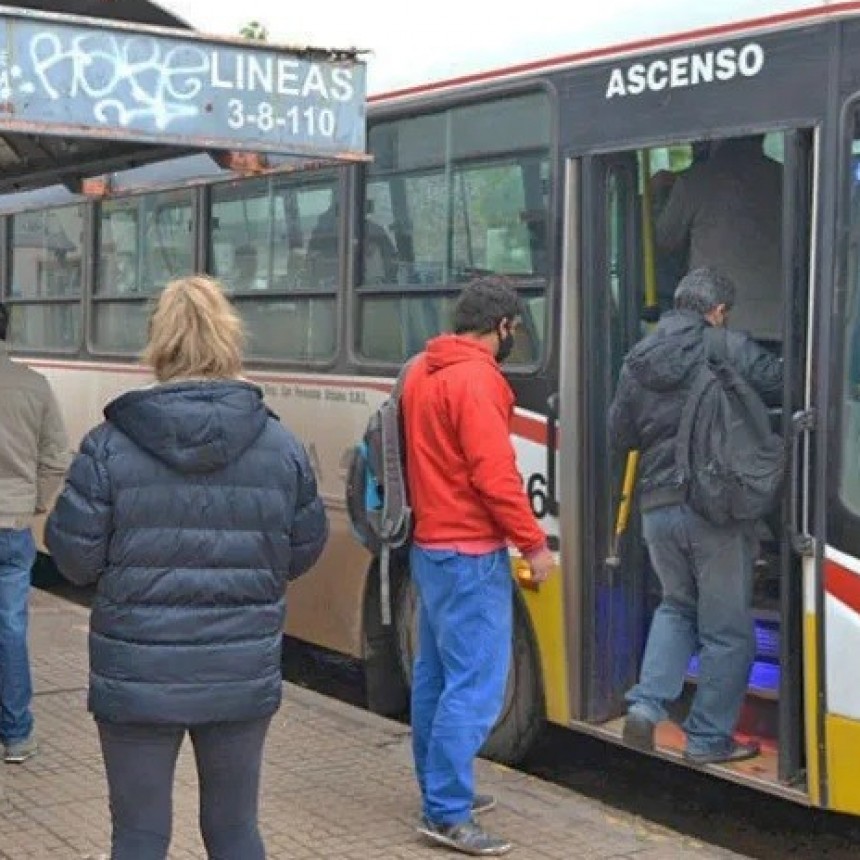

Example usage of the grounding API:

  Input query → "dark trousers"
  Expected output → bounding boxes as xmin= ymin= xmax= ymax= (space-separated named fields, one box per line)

xmin=97 ymin=716 xmax=271 ymax=860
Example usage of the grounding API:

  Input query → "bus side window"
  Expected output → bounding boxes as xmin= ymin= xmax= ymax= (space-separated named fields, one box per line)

xmin=6 ymin=205 xmax=84 ymax=352
xmin=213 ymin=175 xmax=339 ymax=362
xmin=356 ymin=91 xmax=551 ymax=364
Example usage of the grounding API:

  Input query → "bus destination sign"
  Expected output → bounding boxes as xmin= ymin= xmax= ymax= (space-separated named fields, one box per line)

xmin=0 ymin=11 xmax=367 ymax=160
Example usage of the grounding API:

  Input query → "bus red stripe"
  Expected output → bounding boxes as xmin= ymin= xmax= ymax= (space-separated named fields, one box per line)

xmin=825 ymin=559 xmax=860 ymax=616
xmin=510 ymin=413 xmax=545 ymax=446
xmin=371 ymin=2 xmax=860 ymax=103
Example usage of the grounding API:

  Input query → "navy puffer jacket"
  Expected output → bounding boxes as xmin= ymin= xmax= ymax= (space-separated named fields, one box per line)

xmin=45 ymin=380 xmax=328 ymax=725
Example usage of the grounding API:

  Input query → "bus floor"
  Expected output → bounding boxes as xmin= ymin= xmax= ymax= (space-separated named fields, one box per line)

xmin=601 ymin=556 xmax=790 ymax=793
xmin=600 ymin=708 xmax=780 ymax=786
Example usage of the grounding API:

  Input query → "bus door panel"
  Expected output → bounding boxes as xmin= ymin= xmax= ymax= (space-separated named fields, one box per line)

xmin=576 ymin=151 xmax=648 ymax=722
xmin=777 ymin=128 xmax=815 ymax=785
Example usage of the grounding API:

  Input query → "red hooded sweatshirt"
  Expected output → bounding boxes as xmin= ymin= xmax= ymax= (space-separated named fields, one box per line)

xmin=402 ymin=334 xmax=547 ymax=557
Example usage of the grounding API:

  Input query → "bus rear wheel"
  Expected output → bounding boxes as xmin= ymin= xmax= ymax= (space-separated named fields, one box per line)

xmin=393 ymin=574 xmax=545 ymax=766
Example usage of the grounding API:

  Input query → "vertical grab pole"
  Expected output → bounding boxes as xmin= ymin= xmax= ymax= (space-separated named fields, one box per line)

xmin=641 ymin=149 xmax=659 ymax=310
xmin=609 ymin=149 xmax=659 ymax=562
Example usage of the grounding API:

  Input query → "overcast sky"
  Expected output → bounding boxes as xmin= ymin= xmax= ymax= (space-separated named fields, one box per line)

xmin=157 ymin=0 xmax=827 ymax=92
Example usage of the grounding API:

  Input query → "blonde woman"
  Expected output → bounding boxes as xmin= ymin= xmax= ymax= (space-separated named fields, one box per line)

xmin=46 ymin=276 xmax=328 ymax=860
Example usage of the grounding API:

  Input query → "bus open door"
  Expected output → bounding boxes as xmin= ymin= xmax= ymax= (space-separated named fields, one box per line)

xmin=561 ymin=128 xmax=815 ymax=800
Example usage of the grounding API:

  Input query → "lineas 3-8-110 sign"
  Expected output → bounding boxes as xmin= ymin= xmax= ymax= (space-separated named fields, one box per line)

xmin=0 ymin=8 xmax=367 ymax=160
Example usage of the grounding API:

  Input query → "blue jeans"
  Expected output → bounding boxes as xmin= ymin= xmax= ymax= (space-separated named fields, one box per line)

xmin=410 ymin=546 xmax=513 ymax=826
xmin=97 ymin=717 xmax=271 ymax=860
xmin=0 ymin=528 xmax=36 ymax=746
xmin=626 ymin=505 xmax=756 ymax=756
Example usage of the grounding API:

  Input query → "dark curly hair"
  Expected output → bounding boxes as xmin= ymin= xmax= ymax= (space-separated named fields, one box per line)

xmin=452 ymin=277 xmax=523 ymax=335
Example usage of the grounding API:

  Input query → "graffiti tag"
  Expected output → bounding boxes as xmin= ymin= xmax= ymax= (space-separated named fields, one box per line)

xmin=28 ymin=33 xmax=207 ymax=130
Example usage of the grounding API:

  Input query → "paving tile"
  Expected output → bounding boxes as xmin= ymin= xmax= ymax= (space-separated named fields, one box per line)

xmin=0 ymin=590 xmax=745 ymax=859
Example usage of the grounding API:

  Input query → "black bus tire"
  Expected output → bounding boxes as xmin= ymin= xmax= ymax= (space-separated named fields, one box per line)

xmin=393 ymin=574 xmax=545 ymax=766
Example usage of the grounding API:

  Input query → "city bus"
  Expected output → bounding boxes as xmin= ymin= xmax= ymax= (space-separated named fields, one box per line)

xmin=10 ymin=0 xmax=860 ymax=818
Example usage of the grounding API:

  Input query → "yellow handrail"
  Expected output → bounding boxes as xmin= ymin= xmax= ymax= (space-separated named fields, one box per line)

xmin=610 ymin=149 xmax=658 ymax=560
xmin=641 ymin=149 xmax=658 ymax=309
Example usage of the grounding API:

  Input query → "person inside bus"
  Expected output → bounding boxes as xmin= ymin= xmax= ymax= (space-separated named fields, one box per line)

xmin=655 ymin=134 xmax=783 ymax=344
xmin=307 ymin=201 xmax=342 ymax=288
xmin=363 ymin=220 xmax=398 ymax=284
xmin=609 ymin=268 xmax=783 ymax=765
xmin=44 ymin=276 xmax=328 ymax=860
xmin=650 ymin=141 xmax=711 ymax=315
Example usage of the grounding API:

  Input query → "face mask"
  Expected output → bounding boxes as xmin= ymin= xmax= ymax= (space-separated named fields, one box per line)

xmin=496 ymin=331 xmax=515 ymax=364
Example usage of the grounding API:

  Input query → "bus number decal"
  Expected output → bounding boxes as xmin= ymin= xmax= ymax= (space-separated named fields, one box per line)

xmin=227 ymin=99 xmax=337 ymax=138
xmin=527 ymin=472 xmax=550 ymax=519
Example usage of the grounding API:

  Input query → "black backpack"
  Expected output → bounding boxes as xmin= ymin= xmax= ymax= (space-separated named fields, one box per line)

xmin=675 ymin=327 xmax=784 ymax=527
xmin=345 ymin=357 xmax=418 ymax=625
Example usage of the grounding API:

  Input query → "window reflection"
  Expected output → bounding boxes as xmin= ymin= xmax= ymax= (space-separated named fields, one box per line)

xmin=209 ymin=174 xmax=340 ymax=360
xmin=97 ymin=190 xmax=194 ymax=296
xmin=839 ymin=124 xmax=860 ymax=515
xmin=6 ymin=205 xmax=84 ymax=351
xmin=358 ymin=92 xmax=551 ymax=363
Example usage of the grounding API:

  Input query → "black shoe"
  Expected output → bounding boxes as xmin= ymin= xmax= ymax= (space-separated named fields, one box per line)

xmin=472 ymin=794 xmax=496 ymax=815
xmin=683 ymin=740 xmax=761 ymax=766
xmin=417 ymin=818 xmax=513 ymax=856
xmin=622 ymin=713 xmax=655 ymax=752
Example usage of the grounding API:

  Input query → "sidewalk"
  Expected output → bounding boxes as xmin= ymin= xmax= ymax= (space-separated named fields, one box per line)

xmin=0 ymin=589 xmax=744 ymax=859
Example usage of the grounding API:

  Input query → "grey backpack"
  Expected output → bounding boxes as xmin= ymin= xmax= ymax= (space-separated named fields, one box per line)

xmin=345 ymin=357 xmax=418 ymax=624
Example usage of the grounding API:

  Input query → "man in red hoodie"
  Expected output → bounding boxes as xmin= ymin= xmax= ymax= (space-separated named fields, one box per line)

xmin=402 ymin=278 xmax=555 ymax=856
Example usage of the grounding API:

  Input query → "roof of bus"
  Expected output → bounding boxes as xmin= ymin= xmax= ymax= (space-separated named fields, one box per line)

xmin=367 ymin=0 xmax=856 ymax=103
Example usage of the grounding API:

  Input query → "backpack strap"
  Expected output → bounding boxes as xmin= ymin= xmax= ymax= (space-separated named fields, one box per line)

xmin=377 ymin=354 xmax=419 ymax=543
xmin=675 ymin=324 xmax=728 ymax=481
xmin=675 ymin=362 xmax=716 ymax=484
xmin=391 ymin=354 xmax=418 ymax=401
xmin=377 ymin=353 xmax=420 ymax=626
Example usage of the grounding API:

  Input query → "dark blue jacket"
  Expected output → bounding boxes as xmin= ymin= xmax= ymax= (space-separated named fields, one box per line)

xmin=45 ymin=380 xmax=328 ymax=725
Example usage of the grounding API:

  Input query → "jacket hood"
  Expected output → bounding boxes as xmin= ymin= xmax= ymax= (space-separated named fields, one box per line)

xmin=626 ymin=310 xmax=706 ymax=392
xmin=105 ymin=380 xmax=270 ymax=474
xmin=424 ymin=334 xmax=497 ymax=373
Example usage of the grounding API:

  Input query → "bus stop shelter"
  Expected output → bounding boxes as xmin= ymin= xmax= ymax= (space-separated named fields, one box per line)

xmin=0 ymin=1 xmax=367 ymax=193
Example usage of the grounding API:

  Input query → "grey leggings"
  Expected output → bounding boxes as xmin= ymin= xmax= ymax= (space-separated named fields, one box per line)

xmin=97 ymin=717 xmax=271 ymax=860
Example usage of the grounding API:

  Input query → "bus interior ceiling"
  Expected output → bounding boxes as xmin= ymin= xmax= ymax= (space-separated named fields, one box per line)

xmin=598 ymin=130 xmax=809 ymax=790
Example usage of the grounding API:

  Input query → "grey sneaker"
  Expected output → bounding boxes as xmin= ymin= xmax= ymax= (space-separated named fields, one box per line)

xmin=418 ymin=817 xmax=512 ymax=856
xmin=622 ymin=713 xmax=655 ymax=753
xmin=5 ymin=735 xmax=38 ymax=764
xmin=473 ymin=794 xmax=496 ymax=815
xmin=683 ymin=740 xmax=761 ymax=766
